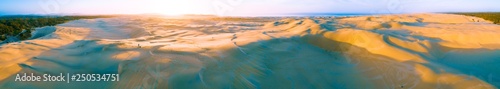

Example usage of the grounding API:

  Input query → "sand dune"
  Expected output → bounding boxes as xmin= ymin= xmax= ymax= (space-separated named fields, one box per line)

xmin=1 ymin=13 xmax=499 ymax=88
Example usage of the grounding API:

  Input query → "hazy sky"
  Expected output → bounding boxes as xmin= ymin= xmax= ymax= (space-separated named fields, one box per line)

xmin=1 ymin=0 xmax=499 ymax=16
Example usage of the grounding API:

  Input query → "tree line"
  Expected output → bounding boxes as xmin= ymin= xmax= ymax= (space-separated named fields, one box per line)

xmin=452 ymin=12 xmax=500 ymax=24
xmin=0 ymin=15 xmax=114 ymax=41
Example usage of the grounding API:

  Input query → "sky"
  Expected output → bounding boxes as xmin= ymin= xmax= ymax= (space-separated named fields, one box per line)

xmin=0 ymin=0 xmax=499 ymax=16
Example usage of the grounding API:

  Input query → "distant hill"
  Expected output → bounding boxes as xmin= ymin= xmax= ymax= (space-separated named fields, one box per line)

xmin=451 ymin=12 xmax=500 ymax=24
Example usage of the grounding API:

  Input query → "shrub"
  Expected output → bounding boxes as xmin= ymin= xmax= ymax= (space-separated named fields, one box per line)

xmin=0 ymin=15 xmax=114 ymax=41
xmin=452 ymin=12 xmax=500 ymax=24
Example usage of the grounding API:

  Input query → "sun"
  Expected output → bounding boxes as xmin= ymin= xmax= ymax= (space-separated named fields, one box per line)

xmin=147 ymin=0 xmax=207 ymax=15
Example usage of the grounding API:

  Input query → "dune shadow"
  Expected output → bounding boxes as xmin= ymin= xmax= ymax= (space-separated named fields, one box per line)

xmin=0 ymin=17 xmax=149 ymax=88
xmin=1 ymin=16 xmax=499 ymax=89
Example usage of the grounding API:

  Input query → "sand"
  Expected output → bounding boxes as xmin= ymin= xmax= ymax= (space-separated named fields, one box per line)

xmin=0 ymin=13 xmax=499 ymax=88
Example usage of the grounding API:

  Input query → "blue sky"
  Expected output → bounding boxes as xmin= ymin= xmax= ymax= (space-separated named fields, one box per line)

xmin=0 ymin=0 xmax=499 ymax=16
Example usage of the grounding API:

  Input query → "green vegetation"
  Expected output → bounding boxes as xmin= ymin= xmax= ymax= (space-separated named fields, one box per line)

xmin=452 ymin=12 xmax=500 ymax=24
xmin=0 ymin=15 xmax=114 ymax=42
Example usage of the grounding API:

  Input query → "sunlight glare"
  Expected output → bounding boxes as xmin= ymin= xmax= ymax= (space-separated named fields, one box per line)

xmin=149 ymin=0 xmax=203 ymax=15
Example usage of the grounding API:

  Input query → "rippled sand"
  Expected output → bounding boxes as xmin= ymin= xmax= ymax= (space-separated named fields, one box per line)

xmin=1 ymin=13 xmax=500 ymax=88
